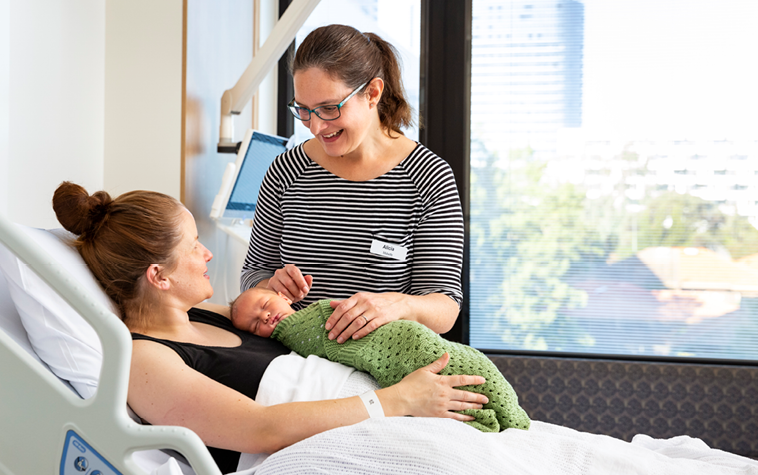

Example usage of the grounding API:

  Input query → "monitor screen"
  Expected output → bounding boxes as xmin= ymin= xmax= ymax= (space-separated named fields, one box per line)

xmin=223 ymin=131 xmax=289 ymax=220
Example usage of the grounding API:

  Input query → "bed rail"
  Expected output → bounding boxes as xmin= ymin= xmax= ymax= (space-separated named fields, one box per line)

xmin=0 ymin=213 xmax=221 ymax=475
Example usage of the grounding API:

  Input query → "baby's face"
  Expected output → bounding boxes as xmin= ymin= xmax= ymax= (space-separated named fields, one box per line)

xmin=233 ymin=289 xmax=295 ymax=337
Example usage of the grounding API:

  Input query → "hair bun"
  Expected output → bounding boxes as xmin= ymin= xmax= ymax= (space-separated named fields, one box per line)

xmin=52 ymin=182 xmax=113 ymax=236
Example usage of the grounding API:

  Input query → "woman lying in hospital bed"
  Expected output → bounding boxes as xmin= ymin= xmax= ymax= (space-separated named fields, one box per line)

xmin=49 ymin=181 xmax=489 ymax=474
xmin=2 ymin=183 xmax=758 ymax=474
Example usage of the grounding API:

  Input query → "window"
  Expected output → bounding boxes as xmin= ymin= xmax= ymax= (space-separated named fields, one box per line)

xmin=469 ymin=0 xmax=758 ymax=361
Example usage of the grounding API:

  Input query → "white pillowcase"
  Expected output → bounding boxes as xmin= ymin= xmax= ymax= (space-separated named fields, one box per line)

xmin=0 ymin=225 xmax=117 ymax=399
xmin=0 ymin=268 xmax=45 ymax=365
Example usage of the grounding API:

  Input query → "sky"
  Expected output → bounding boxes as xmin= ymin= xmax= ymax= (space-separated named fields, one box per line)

xmin=581 ymin=0 xmax=758 ymax=140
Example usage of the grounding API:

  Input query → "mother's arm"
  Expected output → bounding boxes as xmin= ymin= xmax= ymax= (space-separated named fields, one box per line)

xmin=128 ymin=342 xmax=486 ymax=455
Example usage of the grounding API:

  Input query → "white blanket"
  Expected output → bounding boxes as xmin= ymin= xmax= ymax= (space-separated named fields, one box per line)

xmin=236 ymin=352 xmax=358 ymax=473
xmin=253 ymin=418 xmax=758 ymax=475
xmin=149 ymin=353 xmax=758 ymax=475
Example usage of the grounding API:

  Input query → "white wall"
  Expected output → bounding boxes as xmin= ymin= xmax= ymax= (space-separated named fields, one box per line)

xmin=1 ymin=0 xmax=284 ymax=303
xmin=1 ymin=0 xmax=277 ymax=305
xmin=0 ymin=0 xmax=8 ymax=219
xmin=0 ymin=0 xmax=184 ymax=228
xmin=4 ymin=0 xmax=105 ymax=228
xmin=104 ymin=0 xmax=184 ymax=199
xmin=184 ymin=0 xmax=254 ymax=305
xmin=183 ymin=0 xmax=283 ymax=304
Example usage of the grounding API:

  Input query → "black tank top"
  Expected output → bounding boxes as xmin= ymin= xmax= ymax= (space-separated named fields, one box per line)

xmin=131 ymin=307 xmax=289 ymax=473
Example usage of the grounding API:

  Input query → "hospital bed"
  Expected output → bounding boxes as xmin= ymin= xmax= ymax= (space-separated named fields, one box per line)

xmin=2 ymin=212 xmax=758 ymax=475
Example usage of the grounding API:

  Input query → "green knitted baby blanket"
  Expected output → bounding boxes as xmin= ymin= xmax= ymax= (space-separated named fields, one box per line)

xmin=271 ymin=300 xmax=530 ymax=432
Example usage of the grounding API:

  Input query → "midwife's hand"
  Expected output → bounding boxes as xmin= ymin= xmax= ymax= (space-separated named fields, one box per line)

xmin=391 ymin=353 xmax=488 ymax=421
xmin=326 ymin=292 xmax=405 ymax=343
xmin=267 ymin=264 xmax=313 ymax=303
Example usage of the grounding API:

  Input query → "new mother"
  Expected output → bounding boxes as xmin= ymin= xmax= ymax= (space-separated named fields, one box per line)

xmin=52 ymin=182 xmax=485 ymax=474
xmin=242 ymin=24 xmax=464 ymax=344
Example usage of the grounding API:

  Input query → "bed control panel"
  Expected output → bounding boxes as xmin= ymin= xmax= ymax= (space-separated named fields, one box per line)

xmin=60 ymin=430 xmax=122 ymax=475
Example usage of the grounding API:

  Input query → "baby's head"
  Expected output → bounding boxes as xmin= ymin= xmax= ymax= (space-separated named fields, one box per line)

xmin=230 ymin=288 xmax=295 ymax=337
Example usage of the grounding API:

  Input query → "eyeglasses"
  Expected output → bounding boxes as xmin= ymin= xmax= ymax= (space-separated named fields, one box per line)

xmin=287 ymin=81 xmax=369 ymax=122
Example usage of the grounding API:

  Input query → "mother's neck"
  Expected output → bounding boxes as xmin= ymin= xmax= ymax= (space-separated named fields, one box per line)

xmin=125 ymin=301 xmax=193 ymax=337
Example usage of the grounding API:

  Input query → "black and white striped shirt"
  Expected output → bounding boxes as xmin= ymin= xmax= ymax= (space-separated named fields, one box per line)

xmin=241 ymin=142 xmax=464 ymax=311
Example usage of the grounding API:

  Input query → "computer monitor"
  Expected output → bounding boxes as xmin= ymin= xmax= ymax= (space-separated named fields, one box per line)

xmin=210 ymin=129 xmax=289 ymax=221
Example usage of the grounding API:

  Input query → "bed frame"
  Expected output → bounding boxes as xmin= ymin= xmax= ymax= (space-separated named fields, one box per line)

xmin=491 ymin=354 xmax=758 ymax=460
xmin=0 ymin=213 xmax=220 ymax=475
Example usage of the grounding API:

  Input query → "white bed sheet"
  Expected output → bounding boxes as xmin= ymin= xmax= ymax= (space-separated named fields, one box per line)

xmin=253 ymin=418 xmax=758 ymax=475
xmin=147 ymin=353 xmax=758 ymax=475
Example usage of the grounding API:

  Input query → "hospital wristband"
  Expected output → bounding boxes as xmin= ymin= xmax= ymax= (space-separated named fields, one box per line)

xmin=358 ymin=390 xmax=385 ymax=418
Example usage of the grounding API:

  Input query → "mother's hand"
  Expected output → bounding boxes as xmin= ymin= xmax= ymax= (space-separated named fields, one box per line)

xmin=391 ymin=353 xmax=488 ymax=421
xmin=266 ymin=264 xmax=313 ymax=303
xmin=326 ymin=291 xmax=405 ymax=343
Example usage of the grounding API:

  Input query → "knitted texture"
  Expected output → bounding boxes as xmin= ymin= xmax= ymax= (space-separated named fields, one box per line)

xmin=270 ymin=301 xmax=328 ymax=359
xmin=271 ymin=300 xmax=530 ymax=432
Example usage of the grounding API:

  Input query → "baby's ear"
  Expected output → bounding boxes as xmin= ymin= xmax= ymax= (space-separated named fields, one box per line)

xmin=277 ymin=292 xmax=293 ymax=305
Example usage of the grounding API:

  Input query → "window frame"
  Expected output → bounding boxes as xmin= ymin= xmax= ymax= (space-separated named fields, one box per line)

xmin=456 ymin=0 xmax=758 ymax=365
xmin=418 ymin=0 xmax=472 ymax=344
xmin=277 ymin=0 xmax=295 ymax=139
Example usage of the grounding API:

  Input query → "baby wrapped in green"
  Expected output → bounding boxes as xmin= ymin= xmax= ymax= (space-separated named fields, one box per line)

xmin=271 ymin=300 xmax=530 ymax=432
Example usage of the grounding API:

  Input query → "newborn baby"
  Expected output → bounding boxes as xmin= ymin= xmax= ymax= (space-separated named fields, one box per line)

xmin=230 ymin=288 xmax=530 ymax=433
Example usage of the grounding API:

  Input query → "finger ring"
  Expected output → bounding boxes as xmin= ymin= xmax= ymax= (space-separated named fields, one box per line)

xmin=361 ymin=315 xmax=369 ymax=325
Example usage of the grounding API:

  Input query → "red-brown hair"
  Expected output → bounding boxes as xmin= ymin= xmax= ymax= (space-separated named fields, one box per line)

xmin=52 ymin=181 xmax=185 ymax=329
xmin=291 ymin=24 xmax=413 ymax=137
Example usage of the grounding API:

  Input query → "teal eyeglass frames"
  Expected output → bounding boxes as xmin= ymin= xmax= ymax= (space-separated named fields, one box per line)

xmin=287 ymin=81 xmax=369 ymax=122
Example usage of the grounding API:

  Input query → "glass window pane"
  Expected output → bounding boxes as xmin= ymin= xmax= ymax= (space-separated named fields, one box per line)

xmin=291 ymin=0 xmax=421 ymax=145
xmin=470 ymin=0 xmax=758 ymax=361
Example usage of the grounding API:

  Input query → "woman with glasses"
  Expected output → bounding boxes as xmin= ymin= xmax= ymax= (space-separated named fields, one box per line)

xmin=241 ymin=24 xmax=464 ymax=345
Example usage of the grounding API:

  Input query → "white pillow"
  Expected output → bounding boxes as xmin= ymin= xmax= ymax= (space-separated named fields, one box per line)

xmin=0 ymin=225 xmax=117 ymax=399
xmin=0 ymin=268 xmax=44 ymax=364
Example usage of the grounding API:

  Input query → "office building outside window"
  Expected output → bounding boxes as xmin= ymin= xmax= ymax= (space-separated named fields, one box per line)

xmin=469 ymin=0 xmax=758 ymax=361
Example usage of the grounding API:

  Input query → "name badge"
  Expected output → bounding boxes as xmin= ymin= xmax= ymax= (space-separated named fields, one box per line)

xmin=370 ymin=239 xmax=408 ymax=261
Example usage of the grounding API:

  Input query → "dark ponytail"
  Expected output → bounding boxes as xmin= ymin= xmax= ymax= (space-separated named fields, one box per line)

xmin=291 ymin=24 xmax=413 ymax=137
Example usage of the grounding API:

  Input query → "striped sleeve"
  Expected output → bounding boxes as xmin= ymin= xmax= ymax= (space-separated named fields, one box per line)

xmin=402 ymin=147 xmax=464 ymax=306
